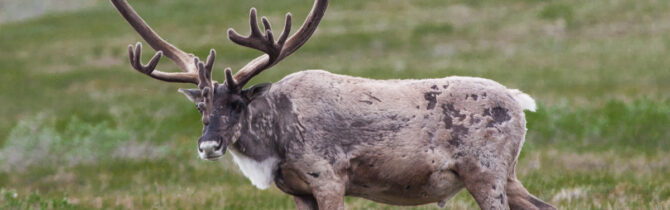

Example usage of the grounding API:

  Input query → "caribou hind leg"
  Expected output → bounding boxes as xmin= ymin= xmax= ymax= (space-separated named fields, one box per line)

xmin=506 ymin=178 xmax=556 ymax=210
xmin=458 ymin=162 xmax=510 ymax=210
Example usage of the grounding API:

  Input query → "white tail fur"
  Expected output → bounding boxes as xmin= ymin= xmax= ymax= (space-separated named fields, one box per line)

xmin=509 ymin=89 xmax=537 ymax=112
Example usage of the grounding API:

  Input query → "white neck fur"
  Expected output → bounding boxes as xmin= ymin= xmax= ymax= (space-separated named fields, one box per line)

xmin=228 ymin=149 xmax=279 ymax=190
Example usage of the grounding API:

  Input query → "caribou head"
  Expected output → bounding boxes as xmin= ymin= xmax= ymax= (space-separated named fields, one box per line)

xmin=110 ymin=0 xmax=327 ymax=160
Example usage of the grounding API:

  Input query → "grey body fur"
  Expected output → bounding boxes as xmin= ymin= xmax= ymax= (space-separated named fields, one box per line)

xmin=226 ymin=70 xmax=554 ymax=209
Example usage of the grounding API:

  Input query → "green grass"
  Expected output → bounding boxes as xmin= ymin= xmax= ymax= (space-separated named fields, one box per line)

xmin=1 ymin=0 xmax=669 ymax=209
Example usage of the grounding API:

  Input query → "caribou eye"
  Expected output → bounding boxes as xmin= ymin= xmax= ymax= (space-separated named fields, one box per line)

xmin=196 ymin=103 xmax=206 ymax=113
xmin=230 ymin=101 xmax=244 ymax=112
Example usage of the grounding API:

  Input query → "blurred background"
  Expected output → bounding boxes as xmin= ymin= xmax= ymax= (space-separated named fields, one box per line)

xmin=1 ymin=0 xmax=669 ymax=209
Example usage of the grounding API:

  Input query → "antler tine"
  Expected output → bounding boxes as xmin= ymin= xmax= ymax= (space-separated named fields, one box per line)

xmin=128 ymin=42 xmax=162 ymax=75
xmin=228 ymin=8 xmax=282 ymax=61
xmin=280 ymin=0 xmax=328 ymax=58
xmin=228 ymin=0 xmax=328 ymax=88
xmin=196 ymin=49 xmax=216 ymax=91
xmin=205 ymin=49 xmax=216 ymax=75
xmin=111 ymin=0 xmax=199 ymax=84
xmin=277 ymin=14 xmax=292 ymax=46
xmin=262 ymin=17 xmax=276 ymax=45
xmin=224 ymin=68 xmax=238 ymax=91
xmin=196 ymin=58 xmax=215 ymax=125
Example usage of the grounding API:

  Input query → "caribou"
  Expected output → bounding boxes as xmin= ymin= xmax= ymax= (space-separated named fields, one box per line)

xmin=110 ymin=0 xmax=556 ymax=209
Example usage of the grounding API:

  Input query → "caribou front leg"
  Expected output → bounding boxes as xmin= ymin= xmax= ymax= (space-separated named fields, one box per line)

xmin=302 ymin=161 xmax=346 ymax=210
xmin=294 ymin=195 xmax=319 ymax=210
xmin=311 ymin=180 xmax=345 ymax=210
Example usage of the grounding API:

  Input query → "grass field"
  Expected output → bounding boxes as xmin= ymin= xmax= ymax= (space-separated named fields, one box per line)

xmin=1 ymin=0 xmax=669 ymax=209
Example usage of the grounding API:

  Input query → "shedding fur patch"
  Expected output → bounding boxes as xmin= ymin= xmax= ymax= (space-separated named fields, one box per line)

xmin=229 ymin=149 xmax=279 ymax=190
xmin=509 ymin=89 xmax=537 ymax=112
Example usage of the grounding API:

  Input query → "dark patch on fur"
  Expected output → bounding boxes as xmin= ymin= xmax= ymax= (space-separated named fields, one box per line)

xmin=480 ymin=160 xmax=491 ymax=168
xmin=450 ymin=169 xmax=459 ymax=177
xmin=491 ymin=107 xmax=511 ymax=122
xmin=471 ymin=94 xmax=478 ymax=100
xmin=351 ymin=120 xmax=369 ymax=127
xmin=364 ymin=92 xmax=382 ymax=102
xmin=296 ymin=125 xmax=305 ymax=142
xmin=441 ymin=103 xmax=468 ymax=129
xmin=387 ymin=114 xmax=398 ymax=120
xmin=307 ymin=172 xmax=320 ymax=178
xmin=452 ymin=152 xmax=465 ymax=159
xmin=358 ymin=100 xmax=373 ymax=105
xmin=497 ymin=193 xmax=504 ymax=204
xmin=486 ymin=106 xmax=511 ymax=127
xmin=431 ymin=85 xmax=438 ymax=90
xmin=443 ymin=114 xmax=453 ymax=129
xmin=424 ymin=91 xmax=441 ymax=110
xmin=293 ymin=121 xmax=307 ymax=143
xmin=448 ymin=124 xmax=468 ymax=146
xmin=469 ymin=114 xmax=481 ymax=125
xmin=443 ymin=84 xmax=449 ymax=89
xmin=442 ymin=104 xmax=466 ymax=121
xmin=507 ymin=93 xmax=516 ymax=100
xmin=427 ymin=131 xmax=435 ymax=145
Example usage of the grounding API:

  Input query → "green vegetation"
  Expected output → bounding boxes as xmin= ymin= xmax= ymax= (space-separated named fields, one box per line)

xmin=1 ymin=0 xmax=669 ymax=209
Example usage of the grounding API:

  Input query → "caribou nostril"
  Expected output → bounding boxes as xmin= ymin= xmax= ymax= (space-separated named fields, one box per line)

xmin=214 ymin=137 xmax=224 ymax=151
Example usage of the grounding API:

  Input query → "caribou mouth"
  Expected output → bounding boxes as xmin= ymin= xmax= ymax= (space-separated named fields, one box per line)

xmin=203 ymin=154 xmax=224 ymax=161
xmin=200 ymin=150 xmax=225 ymax=161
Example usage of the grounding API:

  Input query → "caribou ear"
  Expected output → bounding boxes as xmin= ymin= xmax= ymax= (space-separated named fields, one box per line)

xmin=178 ymin=88 xmax=202 ymax=103
xmin=242 ymin=83 xmax=272 ymax=101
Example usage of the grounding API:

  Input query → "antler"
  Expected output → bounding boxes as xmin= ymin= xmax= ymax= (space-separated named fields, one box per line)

xmin=111 ymin=0 xmax=210 ymax=85
xmin=112 ymin=0 xmax=218 ymax=125
xmin=227 ymin=0 xmax=329 ymax=89
xmin=112 ymin=0 xmax=328 ymax=91
xmin=195 ymin=51 xmax=216 ymax=125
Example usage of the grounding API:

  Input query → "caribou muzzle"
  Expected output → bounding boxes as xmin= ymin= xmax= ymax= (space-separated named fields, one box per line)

xmin=198 ymin=136 xmax=226 ymax=160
